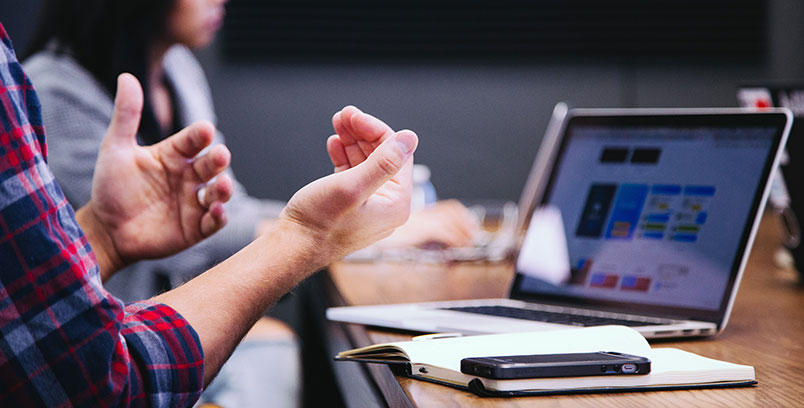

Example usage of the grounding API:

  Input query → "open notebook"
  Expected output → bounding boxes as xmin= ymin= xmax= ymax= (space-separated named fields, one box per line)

xmin=335 ymin=326 xmax=755 ymax=397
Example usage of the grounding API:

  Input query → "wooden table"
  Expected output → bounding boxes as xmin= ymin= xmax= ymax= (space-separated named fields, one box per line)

xmin=324 ymin=215 xmax=804 ymax=407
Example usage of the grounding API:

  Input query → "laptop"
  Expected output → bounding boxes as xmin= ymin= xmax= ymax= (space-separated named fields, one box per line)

xmin=327 ymin=107 xmax=792 ymax=339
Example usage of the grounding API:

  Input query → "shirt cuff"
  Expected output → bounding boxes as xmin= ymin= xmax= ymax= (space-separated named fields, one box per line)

xmin=121 ymin=301 xmax=204 ymax=407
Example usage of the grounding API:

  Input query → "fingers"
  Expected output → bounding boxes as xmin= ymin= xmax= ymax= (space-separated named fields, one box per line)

xmin=196 ymin=175 xmax=233 ymax=237
xmin=193 ymin=144 xmax=231 ymax=183
xmin=404 ymin=200 xmax=480 ymax=248
xmin=199 ymin=201 xmax=228 ymax=237
xmin=151 ymin=120 xmax=230 ymax=241
xmin=349 ymin=130 xmax=418 ymax=202
xmin=157 ymin=121 xmax=229 ymax=184
xmin=104 ymin=73 xmax=144 ymax=148
xmin=332 ymin=106 xmax=396 ymax=168
xmin=432 ymin=226 xmax=470 ymax=248
xmin=350 ymin=112 xmax=392 ymax=159
xmin=159 ymin=121 xmax=217 ymax=160
xmin=439 ymin=200 xmax=482 ymax=240
xmin=332 ymin=106 xmax=357 ymax=144
xmin=202 ymin=173 xmax=234 ymax=208
xmin=429 ymin=219 xmax=475 ymax=248
xmin=332 ymin=107 xmax=366 ymax=167
xmin=195 ymin=157 xmax=233 ymax=240
xmin=326 ymin=135 xmax=350 ymax=173
xmin=350 ymin=111 xmax=394 ymax=145
xmin=439 ymin=216 xmax=478 ymax=247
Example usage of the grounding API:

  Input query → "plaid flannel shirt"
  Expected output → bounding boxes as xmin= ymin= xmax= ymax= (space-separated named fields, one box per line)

xmin=0 ymin=24 xmax=204 ymax=407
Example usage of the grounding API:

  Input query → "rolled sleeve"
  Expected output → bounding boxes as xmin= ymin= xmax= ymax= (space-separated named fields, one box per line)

xmin=121 ymin=301 xmax=204 ymax=407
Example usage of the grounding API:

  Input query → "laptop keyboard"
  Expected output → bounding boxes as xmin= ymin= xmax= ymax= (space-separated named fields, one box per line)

xmin=442 ymin=305 xmax=667 ymax=327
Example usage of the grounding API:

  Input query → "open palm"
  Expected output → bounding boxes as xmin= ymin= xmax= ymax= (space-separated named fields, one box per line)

xmin=86 ymin=74 xmax=234 ymax=266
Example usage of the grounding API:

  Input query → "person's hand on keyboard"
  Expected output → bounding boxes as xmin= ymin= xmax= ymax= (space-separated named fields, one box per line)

xmin=374 ymin=199 xmax=481 ymax=249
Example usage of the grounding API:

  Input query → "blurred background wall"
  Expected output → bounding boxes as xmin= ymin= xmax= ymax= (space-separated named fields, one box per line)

xmin=2 ymin=0 xmax=803 ymax=202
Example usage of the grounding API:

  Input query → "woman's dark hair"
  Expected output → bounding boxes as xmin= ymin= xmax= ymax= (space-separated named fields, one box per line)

xmin=25 ymin=0 xmax=177 ymax=144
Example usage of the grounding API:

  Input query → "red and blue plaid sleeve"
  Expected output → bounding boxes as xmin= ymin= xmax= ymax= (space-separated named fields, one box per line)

xmin=0 ymin=24 xmax=204 ymax=407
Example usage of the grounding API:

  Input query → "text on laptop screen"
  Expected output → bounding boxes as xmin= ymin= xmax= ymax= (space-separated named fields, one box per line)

xmin=516 ymin=124 xmax=777 ymax=312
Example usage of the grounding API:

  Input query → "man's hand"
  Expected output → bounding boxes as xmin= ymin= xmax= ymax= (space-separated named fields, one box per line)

xmin=76 ymin=73 xmax=234 ymax=279
xmin=278 ymin=106 xmax=418 ymax=266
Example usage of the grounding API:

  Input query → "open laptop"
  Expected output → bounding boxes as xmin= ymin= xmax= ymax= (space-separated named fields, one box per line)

xmin=328 ymin=108 xmax=792 ymax=339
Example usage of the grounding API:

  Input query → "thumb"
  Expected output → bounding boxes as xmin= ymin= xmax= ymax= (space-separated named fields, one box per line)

xmin=350 ymin=130 xmax=418 ymax=199
xmin=104 ymin=73 xmax=143 ymax=147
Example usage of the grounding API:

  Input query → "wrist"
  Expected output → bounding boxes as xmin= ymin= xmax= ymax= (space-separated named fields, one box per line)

xmin=268 ymin=217 xmax=334 ymax=271
xmin=75 ymin=201 xmax=126 ymax=280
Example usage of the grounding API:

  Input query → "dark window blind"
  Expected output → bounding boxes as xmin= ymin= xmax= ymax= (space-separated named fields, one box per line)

xmin=222 ymin=0 xmax=767 ymax=62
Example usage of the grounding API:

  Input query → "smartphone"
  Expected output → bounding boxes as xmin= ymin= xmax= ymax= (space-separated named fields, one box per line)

xmin=460 ymin=351 xmax=651 ymax=379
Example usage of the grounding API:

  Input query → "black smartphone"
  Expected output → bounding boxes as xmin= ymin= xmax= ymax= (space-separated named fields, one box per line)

xmin=460 ymin=351 xmax=651 ymax=379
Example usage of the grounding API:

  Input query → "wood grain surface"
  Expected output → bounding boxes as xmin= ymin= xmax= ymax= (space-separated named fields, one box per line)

xmin=328 ymin=215 xmax=804 ymax=407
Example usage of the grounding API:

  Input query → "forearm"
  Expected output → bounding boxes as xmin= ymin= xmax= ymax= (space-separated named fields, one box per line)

xmin=153 ymin=219 xmax=326 ymax=385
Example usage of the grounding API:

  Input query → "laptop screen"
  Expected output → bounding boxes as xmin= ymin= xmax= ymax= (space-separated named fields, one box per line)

xmin=511 ymin=112 xmax=789 ymax=323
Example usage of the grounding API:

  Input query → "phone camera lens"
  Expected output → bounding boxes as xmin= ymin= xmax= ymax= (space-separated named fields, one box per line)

xmin=614 ymin=365 xmax=621 ymax=372
xmin=600 ymin=365 xmax=607 ymax=372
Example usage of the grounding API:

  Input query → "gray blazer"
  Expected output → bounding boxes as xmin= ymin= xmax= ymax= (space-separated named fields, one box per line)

xmin=25 ymin=45 xmax=285 ymax=301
